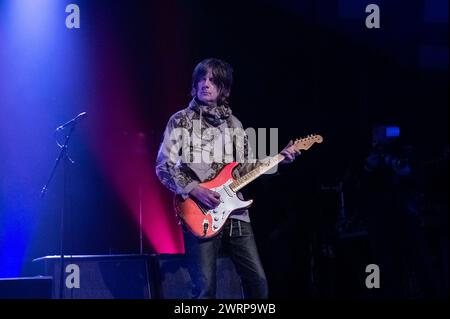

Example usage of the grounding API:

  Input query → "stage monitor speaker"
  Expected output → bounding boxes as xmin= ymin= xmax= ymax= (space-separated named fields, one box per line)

xmin=154 ymin=254 xmax=243 ymax=299
xmin=32 ymin=254 xmax=152 ymax=299
xmin=0 ymin=276 xmax=53 ymax=299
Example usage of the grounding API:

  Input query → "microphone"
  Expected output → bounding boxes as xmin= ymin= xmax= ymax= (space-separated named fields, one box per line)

xmin=56 ymin=112 xmax=87 ymax=131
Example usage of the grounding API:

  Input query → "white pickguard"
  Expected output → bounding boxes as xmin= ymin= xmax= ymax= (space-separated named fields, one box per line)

xmin=206 ymin=179 xmax=253 ymax=233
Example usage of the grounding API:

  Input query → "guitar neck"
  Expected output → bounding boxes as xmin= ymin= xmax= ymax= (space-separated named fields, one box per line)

xmin=229 ymin=134 xmax=323 ymax=193
xmin=230 ymin=154 xmax=285 ymax=192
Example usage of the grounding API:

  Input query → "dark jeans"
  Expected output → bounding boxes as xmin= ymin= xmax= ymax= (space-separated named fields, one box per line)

xmin=183 ymin=218 xmax=268 ymax=299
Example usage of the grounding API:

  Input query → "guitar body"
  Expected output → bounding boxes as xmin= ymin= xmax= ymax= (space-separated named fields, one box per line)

xmin=174 ymin=162 xmax=253 ymax=238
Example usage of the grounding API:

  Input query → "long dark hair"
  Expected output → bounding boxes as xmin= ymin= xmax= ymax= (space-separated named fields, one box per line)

xmin=191 ymin=58 xmax=233 ymax=105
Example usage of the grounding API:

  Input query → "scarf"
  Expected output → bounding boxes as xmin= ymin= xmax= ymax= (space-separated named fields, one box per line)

xmin=188 ymin=98 xmax=232 ymax=126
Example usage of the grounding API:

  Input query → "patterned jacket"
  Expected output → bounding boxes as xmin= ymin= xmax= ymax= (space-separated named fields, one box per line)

xmin=155 ymin=98 xmax=259 ymax=222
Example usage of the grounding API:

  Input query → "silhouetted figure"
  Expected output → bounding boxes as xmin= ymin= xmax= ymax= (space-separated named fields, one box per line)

xmin=361 ymin=125 xmax=437 ymax=298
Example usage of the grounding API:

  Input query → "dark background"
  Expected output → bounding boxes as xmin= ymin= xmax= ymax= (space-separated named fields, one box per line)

xmin=0 ymin=0 xmax=447 ymax=298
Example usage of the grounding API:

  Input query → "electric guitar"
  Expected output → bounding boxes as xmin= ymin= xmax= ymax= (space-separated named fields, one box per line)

xmin=174 ymin=134 xmax=323 ymax=238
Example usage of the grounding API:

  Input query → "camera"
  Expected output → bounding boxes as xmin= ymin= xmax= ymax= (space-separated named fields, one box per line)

xmin=366 ymin=125 xmax=411 ymax=174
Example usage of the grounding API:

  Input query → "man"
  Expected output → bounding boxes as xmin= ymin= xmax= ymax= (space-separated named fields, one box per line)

xmin=362 ymin=125 xmax=438 ymax=298
xmin=156 ymin=58 xmax=300 ymax=299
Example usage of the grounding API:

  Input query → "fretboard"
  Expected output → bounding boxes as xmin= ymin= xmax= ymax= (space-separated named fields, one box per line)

xmin=230 ymin=154 xmax=285 ymax=192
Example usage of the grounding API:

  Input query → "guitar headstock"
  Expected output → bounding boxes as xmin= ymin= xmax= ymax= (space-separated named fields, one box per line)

xmin=293 ymin=134 xmax=323 ymax=151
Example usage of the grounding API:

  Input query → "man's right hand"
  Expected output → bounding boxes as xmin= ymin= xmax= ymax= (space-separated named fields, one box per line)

xmin=189 ymin=185 xmax=221 ymax=209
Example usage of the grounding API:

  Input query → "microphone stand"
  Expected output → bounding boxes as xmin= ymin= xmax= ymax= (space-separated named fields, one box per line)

xmin=139 ymin=182 xmax=143 ymax=255
xmin=131 ymin=132 xmax=148 ymax=255
xmin=41 ymin=123 xmax=77 ymax=299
